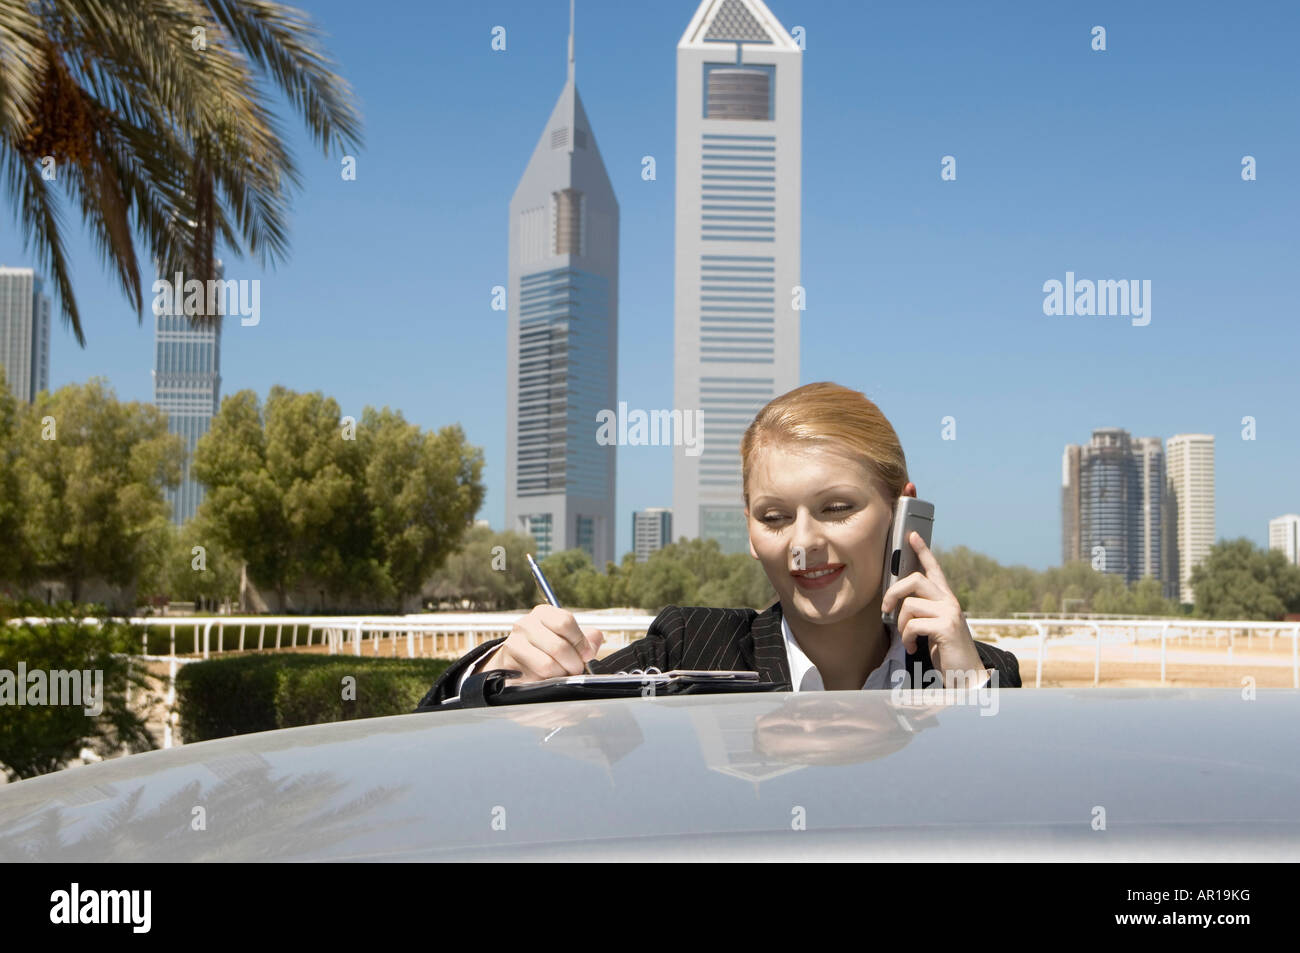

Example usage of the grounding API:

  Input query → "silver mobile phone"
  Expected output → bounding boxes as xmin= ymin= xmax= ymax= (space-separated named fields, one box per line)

xmin=880 ymin=496 xmax=935 ymax=629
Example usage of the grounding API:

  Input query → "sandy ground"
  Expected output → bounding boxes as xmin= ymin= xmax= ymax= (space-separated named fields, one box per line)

xmin=991 ymin=635 xmax=1298 ymax=688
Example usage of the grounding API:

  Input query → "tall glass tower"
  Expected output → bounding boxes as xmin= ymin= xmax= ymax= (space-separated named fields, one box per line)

xmin=673 ymin=0 xmax=802 ymax=554
xmin=1062 ymin=428 xmax=1166 ymax=586
xmin=505 ymin=3 xmax=618 ymax=565
xmin=153 ymin=264 xmax=223 ymax=525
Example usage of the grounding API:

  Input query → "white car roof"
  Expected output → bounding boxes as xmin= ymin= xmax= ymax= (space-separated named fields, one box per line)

xmin=2 ymin=688 xmax=1298 ymax=861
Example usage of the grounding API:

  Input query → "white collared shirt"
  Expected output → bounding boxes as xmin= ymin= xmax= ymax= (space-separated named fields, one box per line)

xmin=782 ymin=614 xmax=909 ymax=691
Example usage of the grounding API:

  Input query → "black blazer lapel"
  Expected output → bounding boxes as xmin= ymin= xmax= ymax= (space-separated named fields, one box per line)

xmin=745 ymin=600 xmax=791 ymax=689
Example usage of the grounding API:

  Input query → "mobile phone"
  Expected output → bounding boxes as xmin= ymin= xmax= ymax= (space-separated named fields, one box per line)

xmin=880 ymin=496 xmax=935 ymax=629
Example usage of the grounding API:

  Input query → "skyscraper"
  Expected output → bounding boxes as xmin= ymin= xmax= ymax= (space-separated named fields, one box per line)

xmin=153 ymin=264 xmax=223 ymax=525
xmin=1061 ymin=428 xmax=1165 ymax=585
xmin=0 ymin=266 xmax=51 ymax=403
xmin=633 ymin=507 xmax=673 ymax=562
xmin=1269 ymin=514 xmax=1300 ymax=567
xmin=1134 ymin=436 xmax=1165 ymax=587
xmin=1166 ymin=434 xmax=1215 ymax=605
xmin=505 ymin=4 xmax=618 ymax=565
xmin=1061 ymin=444 xmax=1081 ymax=565
xmin=673 ymin=0 xmax=802 ymax=555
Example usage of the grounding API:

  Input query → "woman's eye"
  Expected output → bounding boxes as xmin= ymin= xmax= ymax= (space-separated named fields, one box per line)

xmin=761 ymin=505 xmax=853 ymax=524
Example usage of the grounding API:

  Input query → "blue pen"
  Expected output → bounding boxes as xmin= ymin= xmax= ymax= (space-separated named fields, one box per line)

xmin=526 ymin=553 xmax=595 ymax=675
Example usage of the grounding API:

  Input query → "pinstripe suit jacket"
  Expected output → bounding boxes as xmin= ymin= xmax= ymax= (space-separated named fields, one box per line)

xmin=416 ymin=600 xmax=1022 ymax=708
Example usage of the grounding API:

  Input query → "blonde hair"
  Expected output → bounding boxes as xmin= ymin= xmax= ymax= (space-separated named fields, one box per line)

xmin=740 ymin=382 xmax=909 ymax=507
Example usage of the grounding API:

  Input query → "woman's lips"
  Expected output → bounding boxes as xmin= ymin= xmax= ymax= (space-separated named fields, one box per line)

xmin=792 ymin=564 xmax=845 ymax=590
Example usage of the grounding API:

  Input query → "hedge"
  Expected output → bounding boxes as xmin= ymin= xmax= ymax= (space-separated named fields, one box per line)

xmin=0 ymin=614 xmax=155 ymax=781
xmin=175 ymin=654 xmax=452 ymax=742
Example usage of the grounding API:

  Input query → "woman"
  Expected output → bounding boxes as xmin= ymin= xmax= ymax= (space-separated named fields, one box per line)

xmin=418 ymin=381 xmax=1020 ymax=707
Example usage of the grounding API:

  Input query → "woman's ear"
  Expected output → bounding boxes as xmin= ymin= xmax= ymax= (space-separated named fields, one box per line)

xmin=902 ymin=481 xmax=917 ymax=498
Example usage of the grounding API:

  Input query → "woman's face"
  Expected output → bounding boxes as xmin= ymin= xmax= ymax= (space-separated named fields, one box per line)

xmin=745 ymin=442 xmax=895 ymax=625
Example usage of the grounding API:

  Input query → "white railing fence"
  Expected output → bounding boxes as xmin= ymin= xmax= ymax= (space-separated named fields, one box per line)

xmin=964 ymin=618 xmax=1300 ymax=689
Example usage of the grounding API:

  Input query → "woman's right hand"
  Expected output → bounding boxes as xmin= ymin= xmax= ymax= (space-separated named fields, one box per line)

xmin=481 ymin=605 xmax=605 ymax=685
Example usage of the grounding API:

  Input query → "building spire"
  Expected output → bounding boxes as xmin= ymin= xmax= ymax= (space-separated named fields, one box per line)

xmin=567 ymin=0 xmax=575 ymax=85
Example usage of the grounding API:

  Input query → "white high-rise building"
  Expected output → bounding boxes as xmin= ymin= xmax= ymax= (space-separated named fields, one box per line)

xmin=505 ymin=4 xmax=618 ymax=566
xmin=1165 ymin=434 xmax=1215 ymax=604
xmin=1134 ymin=436 xmax=1165 ymax=584
xmin=673 ymin=0 xmax=802 ymax=555
xmin=1269 ymin=514 xmax=1300 ymax=566
xmin=633 ymin=508 xmax=673 ymax=562
xmin=0 ymin=266 xmax=51 ymax=403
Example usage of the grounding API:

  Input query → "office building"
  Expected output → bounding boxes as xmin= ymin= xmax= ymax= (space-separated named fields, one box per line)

xmin=1061 ymin=444 xmax=1081 ymax=564
xmin=1269 ymin=514 xmax=1300 ymax=567
xmin=0 ymin=266 xmax=51 ymax=403
xmin=1165 ymin=434 xmax=1215 ymax=605
xmin=505 ymin=5 xmax=618 ymax=565
xmin=1134 ymin=436 xmax=1165 ymax=587
xmin=633 ymin=508 xmax=673 ymax=562
xmin=673 ymin=0 xmax=802 ymax=554
xmin=153 ymin=264 xmax=223 ymax=525
xmin=1061 ymin=428 xmax=1165 ymax=585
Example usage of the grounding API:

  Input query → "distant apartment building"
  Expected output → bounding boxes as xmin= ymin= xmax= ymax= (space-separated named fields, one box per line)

xmin=0 ymin=266 xmax=51 ymax=403
xmin=1061 ymin=428 xmax=1165 ymax=585
xmin=633 ymin=508 xmax=673 ymax=562
xmin=673 ymin=0 xmax=802 ymax=555
xmin=1134 ymin=436 xmax=1165 ymax=587
xmin=1269 ymin=514 xmax=1300 ymax=567
xmin=504 ymin=12 xmax=618 ymax=566
xmin=1165 ymin=434 xmax=1215 ymax=605
xmin=1061 ymin=444 xmax=1081 ymax=565
xmin=153 ymin=265 xmax=223 ymax=525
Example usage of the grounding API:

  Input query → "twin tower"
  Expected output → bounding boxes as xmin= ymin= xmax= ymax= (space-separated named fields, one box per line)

xmin=505 ymin=0 xmax=802 ymax=565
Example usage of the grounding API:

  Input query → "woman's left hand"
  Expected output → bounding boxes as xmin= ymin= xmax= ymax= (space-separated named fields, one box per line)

xmin=880 ymin=531 xmax=989 ymax=688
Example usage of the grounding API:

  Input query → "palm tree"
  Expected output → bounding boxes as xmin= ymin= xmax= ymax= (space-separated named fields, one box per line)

xmin=0 ymin=0 xmax=362 ymax=344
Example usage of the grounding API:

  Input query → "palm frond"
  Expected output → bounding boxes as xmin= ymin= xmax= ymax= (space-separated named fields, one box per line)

xmin=1 ymin=142 xmax=84 ymax=345
xmin=0 ymin=0 xmax=42 ymax=136
xmin=0 ymin=0 xmax=363 ymax=343
xmin=203 ymin=0 xmax=364 ymax=153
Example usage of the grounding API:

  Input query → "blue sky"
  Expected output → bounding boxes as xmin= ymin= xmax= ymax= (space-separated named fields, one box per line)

xmin=2 ymin=0 xmax=1296 ymax=570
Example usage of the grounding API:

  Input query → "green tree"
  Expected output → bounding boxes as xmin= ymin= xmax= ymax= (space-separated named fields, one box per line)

xmin=359 ymin=407 xmax=485 ymax=606
xmin=1 ymin=0 xmax=362 ymax=344
xmin=1129 ymin=576 xmax=1174 ymax=616
xmin=13 ymin=379 xmax=183 ymax=604
xmin=137 ymin=518 xmax=240 ymax=609
xmin=605 ymin=552 xmax=642 ymax=608
xmin=693 ymin=553 xmax=769 ymax=610
xmin=628 ymin=557 xmax=698 ymax=613
xmin=194 ymin=387 xmax=366 ymax=604
xmin=538 ymin=548 xmax=600 ymax=607
xmin=1191 ymin=538 xmax=1300 ymax=620
xmin=1091 ymin=574 xmax=1133 ymax=615
xmin=195 ymin=387 xmax=485 ymax=609
xmin=0 ymin=614 xmax=156 ymax=781
xmin=0 ymin=368 xmax=26 ymax=586
xmin=424 ymin=527 xmax=537 ymax=610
